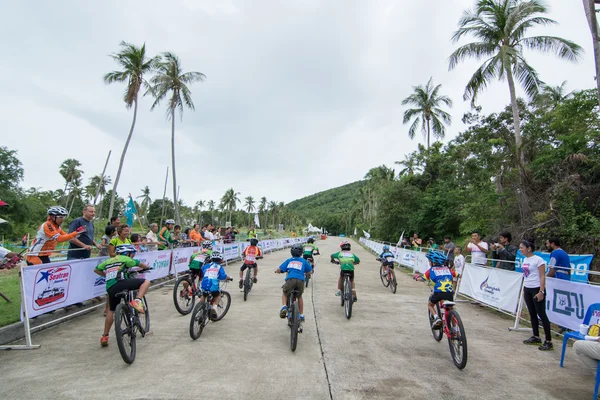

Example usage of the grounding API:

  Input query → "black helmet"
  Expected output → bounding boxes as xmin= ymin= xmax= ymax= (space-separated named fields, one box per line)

xmin=291 ymin=244 xmax=303 ymax=257
xmin=340 ymin=241 xmax=351 ymax=251
xmin=307 ymin=237 xmax=315 ymax=244
xmin=250 ymin=238 xmax=258 ymax=246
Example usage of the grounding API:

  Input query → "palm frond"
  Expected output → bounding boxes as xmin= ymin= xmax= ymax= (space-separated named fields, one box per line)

xmin=519 ymin=36 xmax=583 ymax=62
xmin=448 ymin=42 xmax=498 ymax=70
xmin=407 ymin=117 xmax=420 ymax=139
xmin=512 ymin=56 xmax=543 ymax=99
xmin=463 ymin=55 xmax=502 ymax=105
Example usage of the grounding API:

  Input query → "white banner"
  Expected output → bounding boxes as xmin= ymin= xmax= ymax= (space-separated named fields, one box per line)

xmin=545 ymin=278 xmax=600 ymax=330
xmin=459 ymin=263 xmax=524 ymax=313
xmin=221 ymin=242 xmax=241 ymax=261
xmin=171 ymin=247 xmax=200 ymax=273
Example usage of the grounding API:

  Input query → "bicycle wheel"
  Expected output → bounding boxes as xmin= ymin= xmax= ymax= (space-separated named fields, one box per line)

xmin=305 ymin=272 xmax=310 ymax=288
xmin=290 ymin=301 xmax=299 ymax=352
xmin=114 ymin=303 xmax=136 ymax=364
xmin=447 ymin=309 xmax=468 ymax=369
xmin=212 ymin=291 xmax=231 ymax=321
xmin=190 ymin=302 xmax=207 ymax=340
xmin=243 ymin=269 xmax=250 ymax=301
xmin=379 ymin=265 xmax=390 ymax=287
xmin=344 ymin=276 xmax=352 ymax=320
xmin=389 ymin=270 xmax=397 ymax=294
xmin=429 ymin=303 xmax=443 ymax=342
xmin=137 ymin=296 xmax=150 ymax=334
xmin=173 ymin=276 xmax=195 ymax=315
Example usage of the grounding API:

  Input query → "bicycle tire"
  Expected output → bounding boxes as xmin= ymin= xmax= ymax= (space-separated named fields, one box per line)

xmin=190 ymin=302 xmax=207 ymax=340
xmin=447 ymin=309 xmax=468 ymax=369
xmin=379 ymin=265 xmax=390 ymax=287
xmin=173 ymin=276 xmax=195 ymax=315
xmin=305 ymin=272 xmax=310 ymax=288
xmin=290 ymin=301 xmax=299 ymax=352
xmin=344 ymin=276 xmax=352 ymax=319
xmin=137 ymin=296 xmax=150 ymax=334
xmin=212 ymin=291 xmax=231 ymax=321
xmin=389 ymin=271 xmax=397 ymax=294
xmin=429 ymin=303 xmax=443 ymax=341
xmin=114 ymin=303 xmax=136 ymax=364
xmin=244 ymin=269 xmax=251 ymax=301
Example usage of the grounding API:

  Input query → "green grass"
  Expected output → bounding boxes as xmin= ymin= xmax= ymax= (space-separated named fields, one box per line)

xmin=0 ymin=269 xmax=21 ymax=326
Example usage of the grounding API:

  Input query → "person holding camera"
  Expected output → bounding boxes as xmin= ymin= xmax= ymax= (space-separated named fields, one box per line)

xmin=491 ymin=231 xmax=517 ymax=271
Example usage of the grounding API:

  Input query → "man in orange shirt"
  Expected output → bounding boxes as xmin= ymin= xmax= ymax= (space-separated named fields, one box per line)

xmin=26 ymin=206 xmax=85 ymax=265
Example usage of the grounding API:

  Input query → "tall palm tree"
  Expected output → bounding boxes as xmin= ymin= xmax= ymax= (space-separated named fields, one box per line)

xmin=67 ymin=177 xmax=83 ymax=214
xmin=394 ymin=154 xmax=420 ymax=176
xmin=448 ymin=0 xmax=582 ymax=212
xmin=220 ymin=188 xmax=240 ymax=223
xmin=59 ymin=159 xmax=83 ymax=206
xmin=534 ymin=81 xmax=573 ymax=109
xmin=244 ymin=196 xmax=256 ymax=225
xmin=268 ymin=201 xmax=278 ymax=228
xmin=582 ymin=0 xmax=600 ymax=104
xmin=136 ymin=186 xmax=151 ymax=224
xmin=104 ymin=41 xmax=158 ymax=220
xmin=207 ymin=200 xmax=215 ymax=225
xmin=194 ymin=200 xmax=205 ymax=224
xmin=401 ymin=77 xmax=453 ymax=148
xmin=147 ymin=52 xmax=206 ymax=225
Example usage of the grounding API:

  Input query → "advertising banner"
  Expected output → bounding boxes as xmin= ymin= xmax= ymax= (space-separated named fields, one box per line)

xmin=544 ymin=277 xmax=600 ymax=330
xmin=459 ymin=264 xmax=524 ymax=313
xmin=171 ymin=247 xmax=199 ymax=273
xmin=514 ymin=251 xmax=594 ymax=283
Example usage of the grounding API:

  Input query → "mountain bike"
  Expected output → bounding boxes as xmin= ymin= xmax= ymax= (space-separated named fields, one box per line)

xmin=304 ymin=253 xmax=318 ymax=288
xmin=242 ymin=256 xmax=263 ymax=301
xmin=113 ymin=270 xmax=151 ymax=365
xmin=377 ymin=257 xmax=397 ymax=294
xmin=173 ymin=270 xmax=202 ymax=315
xmin=286 ymin=287 xmax=303 ymax=352
xmin=189 ymin=279 xmax=233 ymax=340
xmin=332 ymin=260 xmax=354 ymax=319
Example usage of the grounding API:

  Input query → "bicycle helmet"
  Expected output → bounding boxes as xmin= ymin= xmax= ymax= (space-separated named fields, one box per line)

xmin=48 ymin=206 xmax=69 ymax=217
xmin=307 ymin=237 xmax=315 ymax=244
xmin=115 ymin=244 xmax=137 ymax=256
xmin=165 ymin=219 xmax=175 ymax=225
xmin=340 ymin=241 xmax=351 ymax=250
xmin=210 ymin=250 xmax=223 ymax=261
xmin=425 ymin=250 xmax=447 ymax=266
xmin=291 ymin=244 xmax=303 ymax=257
xmin=201 ymin=240 xmax=212 ymax=249
xmin=383 ymin=245 xmax=390 ymax=251
xmin=250 ymin=238 xmax=258 ymax=246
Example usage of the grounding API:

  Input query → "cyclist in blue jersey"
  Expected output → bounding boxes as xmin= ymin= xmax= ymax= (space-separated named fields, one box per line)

xmin=415 ymin=250 xmax=456 ymax=329
xmin=275 ymin=244 xmax=312 ymax=322
xmin=376 ymin=245 xmax=395 ymax=278
xmin=200 ymin=251 xmax=232 ymax=320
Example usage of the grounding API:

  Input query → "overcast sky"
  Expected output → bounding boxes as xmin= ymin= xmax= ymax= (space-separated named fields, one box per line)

xmin=0 ymin=0 xmax=595 ymax=209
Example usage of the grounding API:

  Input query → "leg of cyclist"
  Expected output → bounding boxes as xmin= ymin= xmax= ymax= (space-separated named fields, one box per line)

xmin=280 ymin=291 xmax=289 ymax=318
xmin=253 ymin=264 xmax=258 ymax=283
xmin=210 ymin=291 xmax=221 ymax=318
xmin=239 ymin=264 xmax=246 ymax=288
xmin=335 ymin=275 xmax=342 ymax=296
xmin=351 ymin=275 xmax=357 ymax=301
xmin=428 ymin=294 xmax=442 ymax=328
xmin=130 ymin=279 xmax=150 ymax=313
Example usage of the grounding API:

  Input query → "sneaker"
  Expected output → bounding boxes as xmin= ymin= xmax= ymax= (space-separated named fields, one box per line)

xmin=100 ymin=335 xmax=109 ymax=347
xmin=239 ymin=280 xmax=243 ymax=289
xmin=353 ymin=295 xmax=358 ymax=303
xmin=209 ymin=307 xmax=218 ymax=320
xmin=431 ymin=317 xmax=442 ymax=329
xmin=130 ymin=299 xmax=145 ymax=314
xmin=299 ymin=314 xmax=305 ymax=322
xmin=523 ymin=336 xmax=542 ymax=345
xmin=253 ymin=277 xmax=258 ymax=284
xmin=334 ymin=291 xmax=341 ymax=296
xmin=280 ymin=306 xmax=288 ymax=319
xmin=538 ymin=341 xmax=554 ymax=351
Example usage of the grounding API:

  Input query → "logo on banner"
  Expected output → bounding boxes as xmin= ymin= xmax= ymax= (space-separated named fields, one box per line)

xmin=173 ymin=253 xmax=189 ymax=266
xmin=548 ymin=289 xmax=585 ymax=319
xmin=153 ymin=253 xmax=170 ymax=270
xmin=32 ymin=265 xmax=71 ymax=310
xmin=480 ymin=276 xmax=500 ymax=295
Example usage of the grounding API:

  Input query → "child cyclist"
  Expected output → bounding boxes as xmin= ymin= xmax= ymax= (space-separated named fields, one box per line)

xmin=200 ymin=250 xmax=232 ymax=320
xmin=274 ymin=244 xmax=312 ymax=322
xmin=331 ymin=241 xmax=360 ymax=301
xmin=302 ymin=237 xmax=320 ymax=269
xmin=415 ymin=250 xmax=456 ymax=329
xmin=183 ymin=240 xmax=213 ymax=295
xmin=94 ymin=244 xmax=150 ymax=347
xmin=376 ymin=244 xmax=395 ymax=278
xmin=239 ymin=238 xmax=263 ymax=288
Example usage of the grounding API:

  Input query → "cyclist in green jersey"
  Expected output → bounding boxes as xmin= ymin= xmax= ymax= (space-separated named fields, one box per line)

xmin=302 ymin=237 xmax=320 ymax=269
xmin=330 ymin=241 xmax=360 ymax=301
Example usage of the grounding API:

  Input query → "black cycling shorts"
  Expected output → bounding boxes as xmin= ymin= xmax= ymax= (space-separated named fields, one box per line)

xmin=381 ymin=261 xmax=394 ymax=268
xmin=201 ymin=291 xmax=221 ymax=299
xmin=339 ymin=270 xmax=354 ymax=281
xmin=303 ymin=254 xmax=314 ymax=261
xmin=107 ymin=278 xmax=146 ymax=311
xmin=429 ymin=291 xmax=454 ymax=305
xmin=240 ymin=263 xmax=257 ymax=272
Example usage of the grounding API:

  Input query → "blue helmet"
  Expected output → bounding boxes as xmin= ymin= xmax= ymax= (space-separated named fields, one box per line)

xmin=425 ymin=250 xmax=447 ymax=266
xmin=116 ymin=244 xmax=137 ymax=256
xmin=383 ymin=245 xmax=390 ymax=251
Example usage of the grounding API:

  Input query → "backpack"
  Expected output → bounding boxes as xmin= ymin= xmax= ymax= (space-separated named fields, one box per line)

xmin=588 ymin=324 xmax=600 ymax=337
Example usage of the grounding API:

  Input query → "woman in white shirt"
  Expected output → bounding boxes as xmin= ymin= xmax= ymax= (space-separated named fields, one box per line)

xmin=519 ymin=240 xmax=553 ymax=351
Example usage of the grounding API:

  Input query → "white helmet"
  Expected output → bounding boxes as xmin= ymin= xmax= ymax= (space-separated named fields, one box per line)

xmin=48 ymin=206 xmax=69 ymax=216
xmin=165 ymin=219 xmax=175 ymax=225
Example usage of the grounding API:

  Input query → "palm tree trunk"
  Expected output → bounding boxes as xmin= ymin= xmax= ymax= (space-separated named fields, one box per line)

xmin=94 ymin=150 xmax=111 ymax=206
xmin=426 ymin=117 xmax=431 ymax=149
xmin=506 ymin=67 xmax=531 ymax=221
xmin=583 ymin=0 xmax=600 ymax=104
xmin=108 ymin=96 xmax=138 ymax=220
xmin=170 ymin=107 xmax=180 ymax=225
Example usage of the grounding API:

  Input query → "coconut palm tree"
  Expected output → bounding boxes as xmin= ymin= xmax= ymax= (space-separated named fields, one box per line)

xmin=401 ymin=78 xmax=453 ymax=148
xmin=194 ymin=200 xmax=205 ymax=224
xmin=582 ymin=0 xmax=600 ymax=104
xmin=448 ymin=0 xmax=582 ymax=213
xmin=104 ymin=41 xmax=158 ymax=220
xmin=136 ymin=186 xmax=151 ymax=224
xmin=220 ymin=188 xmax=240 ymax=223
xmin=244 ymin=196 xmax=256 ymax=225
xmin=534 ymin=81 xmax=573 ymax=109
xmin=147 ymin=52 xmax=205 ymax=225
xmin=207 ymin=200 xmax=216 ymax=225
xmin=59 ymin=159 xmax=83 ymax=206
xmin=268 ymin=201 xmax=278 ymax=228
xmin=394 ymin=153 xmax=420 ymax=176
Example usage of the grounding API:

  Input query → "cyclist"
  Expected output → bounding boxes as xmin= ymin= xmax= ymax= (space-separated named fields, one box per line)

xmin=239 ymin=238 xmax=263 ymax=288
xmin=415 ymin=250 xmax=456 ymax=329
xmin=330 ymin=241 xmax=360 ymax=301
xmin=275 ymin=244 xmax=312 ymax=322
xmin=158 ymin=219 xmax=177 ymax=249
xmin=200 ymin=250 xmax=232 ymax=320
xmin=302 ymin=237 xmax=320 ymax=270
xmin=376 ymin=244 xmax=395 ymax=278
xmin=94 ymin=244 xmax=150 ymax=347
xmin=26 ymin=206 xmax=85 ymax=265
xmin=184 ymin=241 xmax=213 ymax=294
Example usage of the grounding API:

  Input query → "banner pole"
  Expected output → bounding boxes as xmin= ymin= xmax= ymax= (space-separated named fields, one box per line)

xmin=509 ymin=279 xmax=527 ymax=331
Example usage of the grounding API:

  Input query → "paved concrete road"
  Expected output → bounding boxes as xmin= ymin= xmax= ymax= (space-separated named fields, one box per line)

xmin=0 ymin=238 xmax=595 ymax=399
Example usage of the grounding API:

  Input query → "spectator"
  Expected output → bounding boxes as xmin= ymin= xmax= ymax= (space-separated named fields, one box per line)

xmin=99 ymin=225 xmax=117 ymax=257
xmin=189 ymin=224 xmax=202 ymax=246
xmin=519 ymin=240 xmax=553 ymax=351
xmin=465 ymin=230 xmax=489 ymax=266
xmin=21 ymin=235 xmax=27 ymax=247
xmin=401 ymin=237 xmax=410 ymax=248
xmin=427 ymin=237 xmax=438 ymax=249
xmin=490 ymin=231 xmax=518 ymax=271
xmin=205 ymin=224 xmax=216 ymax=241
xmin=108 ymin=224 xmax=131 ymax=257
xmin=545 ymin=237 xmax=571 ymax=281
xmin=200 ymin=225 xmax=209 ymax=240
xmin=211 ymin=227 xmax=221 ymax=242
xmin=26 ymin=206 xmax=83 ymax=265
xmin=291 ymin=231 xmax=296 ymax=238
xmin=247 ymin=225 xmax=257 ymax=240
xmin=573 ymin=337 xmax=600 ymax=373
xmin=67 ymin=204 xmax=102 ymax=260
xmin=231 ymin=226 xmax=239 ymax=241
xmin=172 ymin=225 xmax=182 ymax=241
xmin=108 ymin=216 xmax=121 ymax=227
xmin=146 ymin=223 xmax=160 ymax=252
xmin=0 ymin=246 xmax=19 ymax=267
xmin=443 ymin=236 xmax=456 ymax=266
xmin=139 ymin=237 xmax=149 ymax=252
xmin=224 ymin=227 xmax=234 ymax=243
xmin=411 ymin=233 xmax=422 ymax=249
xmin=131 ymin=233 xmax=141 ymax=251
xmin=158 ymin=219 xmax=177 ymax=248
xmin=452 ymin=247 xmax=465 ymax=291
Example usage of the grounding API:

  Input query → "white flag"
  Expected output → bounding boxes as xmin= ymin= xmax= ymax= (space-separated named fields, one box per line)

xmin=397 ymin=231 xmax=405 ymax=246
xmin=363 ymin=230 xmax=371 ymax=239
xmin=353 ymin=227 xmax=357 ymax=236
xmin=254 ymin=213 xmax=260 ymax=228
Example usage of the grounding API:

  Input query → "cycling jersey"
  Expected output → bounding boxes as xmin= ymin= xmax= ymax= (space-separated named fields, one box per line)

xmin=95 ymin=255 xmax=141 ymax=290
xmin=279 ymin=257 xmax=312 ymax=281
xmin=331 ymin=251 xmax=360 ymax=271
xmin=242 ymin=245 xmax=263 ymax=265
xmin=158 ymin=227 xmax=177 ymax=245
xmin=26 ymin=218 xmax=80 ymax=265
xmin=201 ymin=262 xmax=228 ymax=292
xmin=424 ymin=266 xmax=456 ymax=293
xmin=189 ymin=250 xmax=211 ymax=270
xmin=302 ymin=244 xmax=319 ymax=257
xmin=379 ymin=251 xmax=395 ymax=264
